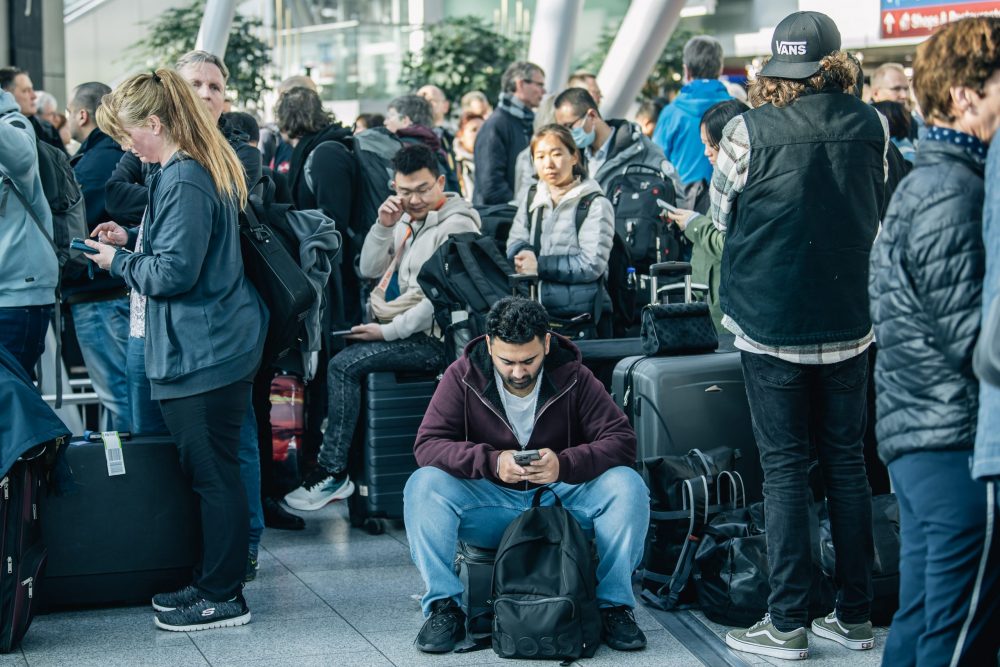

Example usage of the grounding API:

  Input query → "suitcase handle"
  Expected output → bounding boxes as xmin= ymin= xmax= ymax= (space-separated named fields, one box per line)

xmin=508 ymin=273 xmax=539 ymax=301
xmin=649 ymin=262 xmax=693 ymax=304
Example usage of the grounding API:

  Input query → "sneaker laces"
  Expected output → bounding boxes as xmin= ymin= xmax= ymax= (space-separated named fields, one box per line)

xmin=750 ymin=613 xmax=772 ymax=632
xmin=302 ymin=466 xmax=333 ymax=490
xmin=605 ymin=606 xmax=637 ymax=627
xmin=429 ymin=602 xmax=459 ymax=630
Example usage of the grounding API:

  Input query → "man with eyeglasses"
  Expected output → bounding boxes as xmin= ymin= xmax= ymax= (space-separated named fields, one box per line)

xmin=473 ymin=61 xmax=546 ymax=206
xmin=283 ymin=144 xmax=481 ymax=511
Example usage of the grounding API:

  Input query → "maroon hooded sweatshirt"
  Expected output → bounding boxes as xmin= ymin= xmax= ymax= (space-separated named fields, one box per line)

xmin=413 ymin=334 xmax=636 ymax=489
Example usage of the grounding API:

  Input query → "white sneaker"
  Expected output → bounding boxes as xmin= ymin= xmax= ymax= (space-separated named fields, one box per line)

xmin=283 ymin=469 xmax=355 ymax=511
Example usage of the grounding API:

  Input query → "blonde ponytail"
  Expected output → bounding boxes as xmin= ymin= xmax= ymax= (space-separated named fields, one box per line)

xmin=96 ymin=68 xmax=248 ymax=209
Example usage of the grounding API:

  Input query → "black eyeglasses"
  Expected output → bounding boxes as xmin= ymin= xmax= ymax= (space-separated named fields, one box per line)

xmin=559 ymin=114 xmax=586 ymax=130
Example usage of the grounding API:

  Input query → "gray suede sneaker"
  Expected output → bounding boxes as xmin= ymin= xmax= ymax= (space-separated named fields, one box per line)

xmin=811 ymin=611 xmax=875 ymax=650
xmin=726 ymin=614 xmax=809 ymax=660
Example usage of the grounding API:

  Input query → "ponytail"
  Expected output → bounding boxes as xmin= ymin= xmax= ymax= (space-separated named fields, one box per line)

xmin=96 ymin=68 xmax=248 ymax=209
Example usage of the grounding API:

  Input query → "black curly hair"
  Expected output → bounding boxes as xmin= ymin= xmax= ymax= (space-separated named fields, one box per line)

xmin=486 ymin=297 xmax=549 ymax=345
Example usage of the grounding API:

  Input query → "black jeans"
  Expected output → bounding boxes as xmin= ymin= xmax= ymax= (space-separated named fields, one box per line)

xmin=319 ymin=334 xmax=443 ymax=474
xmin=740 ymin=351 xmax=873 ymax=630
xmin=0 ymin=305 xmax=52 ymax=377
xmin=160 ymin=380 xmax=251 ymax=602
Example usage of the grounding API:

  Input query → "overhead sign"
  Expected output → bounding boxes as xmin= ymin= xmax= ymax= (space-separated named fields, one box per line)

xmin=881 ymin=0 xmax=1000 ymax=38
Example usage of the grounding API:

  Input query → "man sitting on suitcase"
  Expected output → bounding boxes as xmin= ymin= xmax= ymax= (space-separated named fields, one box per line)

xmin=403 ymin=297 xmax=650 ymax=653
xmin=283 ymin=143 xmax=481 ymax=511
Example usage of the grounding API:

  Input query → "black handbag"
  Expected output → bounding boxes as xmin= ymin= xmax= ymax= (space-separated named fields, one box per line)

xmin=639 ymin=261 xmax=718 ymax=355
xmin=974 ymin=294 xmax=1000 ymax=387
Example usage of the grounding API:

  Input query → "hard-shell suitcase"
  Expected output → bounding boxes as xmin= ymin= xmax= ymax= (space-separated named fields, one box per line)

xmin=38 ymin=434 xmax=200 ymax=608
xmin=347 ymin=372 xmax=438 ymax=533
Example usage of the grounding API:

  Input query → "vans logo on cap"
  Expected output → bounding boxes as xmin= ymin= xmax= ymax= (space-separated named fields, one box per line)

xmin=776 ymin=40 xmax=807 ymax=55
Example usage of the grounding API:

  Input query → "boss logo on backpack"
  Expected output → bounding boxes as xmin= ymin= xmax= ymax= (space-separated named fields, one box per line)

xmin=493 ymin=630 xmax=581 ymax=658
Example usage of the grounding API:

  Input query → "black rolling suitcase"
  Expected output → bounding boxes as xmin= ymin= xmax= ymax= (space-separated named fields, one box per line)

xmin=347 ymin=372 xmax=438 ymax=533
xmin=38 ymin=433 xmax=200 ymax=609
xmin=611 ymin=264 xmax=763 ymax=501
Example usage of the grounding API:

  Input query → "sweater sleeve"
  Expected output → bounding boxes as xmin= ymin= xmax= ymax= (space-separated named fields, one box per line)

xmin=105 ymin=152 xmax=148 ymax=225
xmin=684 ymin=213 xmax=725 ymax=261
xmin=556 ymin=369 xmax=637 ymax=484
xmin=109 ymin=180 xmax=214 ymax=297
xmin=413 ymin=363 xmax=504 ymax=482
xmin=536 ymin=196 xmax=614 ymax=283
xmin=0 ymin=110 xmax=38 ymax=178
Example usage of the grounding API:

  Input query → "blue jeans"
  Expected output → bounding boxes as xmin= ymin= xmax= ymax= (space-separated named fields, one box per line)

xmin=71 ymin=298 xmax=131 ymax=431
xmin=0 ymin=305 xmax=52 ymax=377
xmin=127 ymin=336 xmax=167 ymax=434
xmin=883 ymin=451 xmax=1000 ymax=667
xmin=740 ymin=351 xmax=873 ymax=630
xmin=128 ymin=336 xmax=263 ymax=549
xmin=403 ymin=466 xmax=649 ymax=616
xmin=319 ymin=334 xmax=443 ymax=474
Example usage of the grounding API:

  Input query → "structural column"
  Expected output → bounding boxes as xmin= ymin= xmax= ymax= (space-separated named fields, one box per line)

xmin=597 ymin=0 xmax=687 ymax=119
xmin=195 ymin=0 xmax=238 ymax=59
xmin=527 ymin=0 xmax=584 ymax=95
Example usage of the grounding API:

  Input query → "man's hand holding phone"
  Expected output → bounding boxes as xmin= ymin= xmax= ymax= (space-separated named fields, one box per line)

xmin=498 ymin=448 xmax=559 ymax=484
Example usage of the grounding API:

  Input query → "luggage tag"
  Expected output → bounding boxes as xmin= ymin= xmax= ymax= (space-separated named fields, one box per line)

xmin=100 ymin=431 xmax=126 ymax=476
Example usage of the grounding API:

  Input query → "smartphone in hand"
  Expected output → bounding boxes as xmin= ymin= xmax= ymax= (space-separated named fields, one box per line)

xmin=656 ymin=198 xmax=679 ymax=213
xmin=330 ymin=329 xmax=354 ymax=336
xmin=70 ymin=238 xmax=100 ymax=254
xmin=512 ymin=449 xmax=541 ymax=466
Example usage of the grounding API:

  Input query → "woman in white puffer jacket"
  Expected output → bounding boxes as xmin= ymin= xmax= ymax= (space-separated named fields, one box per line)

xmin=506 ymin=124 xmax=614 ymax=323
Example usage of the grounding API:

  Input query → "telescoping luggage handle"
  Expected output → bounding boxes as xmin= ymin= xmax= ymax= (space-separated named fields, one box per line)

xmin=649 ymin=261 xmax=693 ymax=304
xmin=509 ymin=273 xmax=539 ymax=301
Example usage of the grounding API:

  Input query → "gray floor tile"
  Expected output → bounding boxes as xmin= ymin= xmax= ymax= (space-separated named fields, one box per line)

xmin=210 ymin=651 xmax=395 ymax=667
xmin=260 ymin=504 xmax=385 ymax=550
xmin=0 ymin=653 xmax=26 ymax=667
xmin=267 ymin=537 xmax=414 ymax=574
xmin=242 ymin=578 xmax=337 ymax=622
xmin=23 ymin=646 xmax=208 ymax=667
xmin=188 ymin=615 xmax=373 ymax=663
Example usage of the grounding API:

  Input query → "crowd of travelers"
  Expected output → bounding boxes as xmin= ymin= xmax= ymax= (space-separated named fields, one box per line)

xmin=1 ymin=8 xmax=999 ymax=663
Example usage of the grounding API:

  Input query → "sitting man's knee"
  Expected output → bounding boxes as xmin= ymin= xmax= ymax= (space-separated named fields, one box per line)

xmin=404 ymin=466 xmax=452 ymax=503
xmin=598 ymin=466 xmax=649 ymax=508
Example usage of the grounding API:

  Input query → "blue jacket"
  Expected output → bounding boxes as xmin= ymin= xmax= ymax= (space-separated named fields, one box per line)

xmin=0 ymin=91 xmax=58 ymax=308
xmin=975 ymin=140 xmax=1000 ymax=480
xmin=870 ymin=138 xmax=985 ymax=466
xmin=652 ymin=79 xmax=731 ymax=185
xmin=109 ymin=153 xmax=267 ymax=400
xmin=473 ymin=106 xmax=533 ymax=206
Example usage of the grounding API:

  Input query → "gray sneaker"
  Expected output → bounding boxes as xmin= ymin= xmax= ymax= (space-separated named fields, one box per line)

xmin=154 ymin=594 xmax=251 ymax=632
xmin=726 ymin=614 xmax=809 ymax=660
xmin=283 ymin=468 xmax=355 ymax=511
xmin=811 ymin=611 xmax=874 ymax=650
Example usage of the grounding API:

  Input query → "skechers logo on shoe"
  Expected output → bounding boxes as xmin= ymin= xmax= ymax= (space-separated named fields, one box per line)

xmin=776 ymin=40 xmax=807 ymax=55
xmin=201 ymin=608 xmax=216 ymax=617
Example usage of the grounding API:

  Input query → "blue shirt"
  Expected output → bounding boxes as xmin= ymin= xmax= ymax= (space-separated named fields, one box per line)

xmin=652 ymin=79 xmax=731 ymax=185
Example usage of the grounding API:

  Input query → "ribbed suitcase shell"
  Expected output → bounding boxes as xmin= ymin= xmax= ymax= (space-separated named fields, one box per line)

xmin=348 ymin=372 xmax=437 ymax=524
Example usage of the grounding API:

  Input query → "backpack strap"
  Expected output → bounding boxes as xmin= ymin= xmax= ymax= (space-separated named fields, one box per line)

xmin=645 ymin=475 xmax=709 ymax=611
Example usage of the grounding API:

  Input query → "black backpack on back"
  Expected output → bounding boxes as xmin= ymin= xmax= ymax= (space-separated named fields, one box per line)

xmin=473 ymin=203 xmax=518 ymax=254
xmin=491 ymin=488 xmax=601 ymax=662
xmin=349 ymin=127 xmax=404 ymax=241
xmin=606 ymin=164 xmax=685 ymax=274
xmin=417 ymin=232 xmax=526 ymax=362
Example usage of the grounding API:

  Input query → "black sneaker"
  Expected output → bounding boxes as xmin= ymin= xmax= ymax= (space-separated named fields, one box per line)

xmin=245 ymin=548 xmax=259 ymax=583
xmin=154 ymin=594 xmax=251 ymax=632
xmin=151 ymin=584 xmax=199 ymax=612
xmin=601 ymin=606 xmax=647 ymax=651
xmin=263 ymin=497 xmax=306 ymax=530
xmin=415 ymin=598 xmax=466 ymax=653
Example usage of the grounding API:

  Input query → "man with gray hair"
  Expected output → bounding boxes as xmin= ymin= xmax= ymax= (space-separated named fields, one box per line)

xmin=473 ymin=61 xmax=546 ymax=205
xmin=386 ymin=94 xmax=460 ymax=192
xmin=652 ymin=35 xmax=731 ymax=190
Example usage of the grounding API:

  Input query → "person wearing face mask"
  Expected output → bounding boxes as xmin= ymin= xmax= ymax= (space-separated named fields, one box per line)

xmin=552 ymin=87 xmax=682 ymax=202
xmin=505 ymin=125 xmax=615 ymax=332
xmin=662 ymin=99 xmax=748 ymax=332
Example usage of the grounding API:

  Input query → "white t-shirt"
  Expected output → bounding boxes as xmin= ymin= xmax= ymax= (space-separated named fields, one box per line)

xmin=495 ymin=369 xmax=543 ymax=448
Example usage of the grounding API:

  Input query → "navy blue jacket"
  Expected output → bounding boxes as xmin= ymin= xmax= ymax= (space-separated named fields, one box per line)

xmin=472 ymin=107 xmax=533 ymax=206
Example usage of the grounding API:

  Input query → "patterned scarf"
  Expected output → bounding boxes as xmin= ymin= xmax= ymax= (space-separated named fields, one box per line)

xmin=498 ymin=93 xmax=535 ymax=124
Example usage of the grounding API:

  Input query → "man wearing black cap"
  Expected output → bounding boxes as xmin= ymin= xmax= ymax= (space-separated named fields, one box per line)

xmin=711 ymin=11 xmax=888 ymax=661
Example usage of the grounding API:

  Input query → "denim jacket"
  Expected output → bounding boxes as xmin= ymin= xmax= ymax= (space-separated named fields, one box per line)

xmin=975 ymin=141 xmax=1000 ymax=480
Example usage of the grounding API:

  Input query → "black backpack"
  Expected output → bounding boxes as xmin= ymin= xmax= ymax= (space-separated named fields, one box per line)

xmin=606 ymin=164 xmax=685 ymax=274
xmin=349 ymin=127 xmax=404 ymax=242
xmin=417 ymin=232 xmax=525 ymax=362
xmin=473 ymin=202 xmax=518 ymax=254
xmin=491 ymin=488 xmax=601 ymax=662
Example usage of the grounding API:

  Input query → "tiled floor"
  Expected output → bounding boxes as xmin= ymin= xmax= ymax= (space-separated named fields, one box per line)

xmin=14 ymin=503 xmax=888 ymax=666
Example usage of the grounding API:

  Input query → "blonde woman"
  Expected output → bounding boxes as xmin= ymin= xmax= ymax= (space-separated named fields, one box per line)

xmin=86 ymin=68 xmax=267 ymax=632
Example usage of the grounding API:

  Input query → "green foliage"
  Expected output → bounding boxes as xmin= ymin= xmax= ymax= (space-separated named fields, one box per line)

xmin=126 ymin=0 xmax=272 ymax=107
xmin=578 ymin=25 xmax=699 ymax=102
xmin=399 ymin=16 xmax=525 ymax=105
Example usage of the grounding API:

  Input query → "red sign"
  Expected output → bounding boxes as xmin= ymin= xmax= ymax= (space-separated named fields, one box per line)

xmin=881 ymin=1 xmax=1000 ymax=39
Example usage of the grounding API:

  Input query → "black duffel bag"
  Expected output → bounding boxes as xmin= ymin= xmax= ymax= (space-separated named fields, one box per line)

xmin=694 ymin=502 xmax=836 ymax=627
